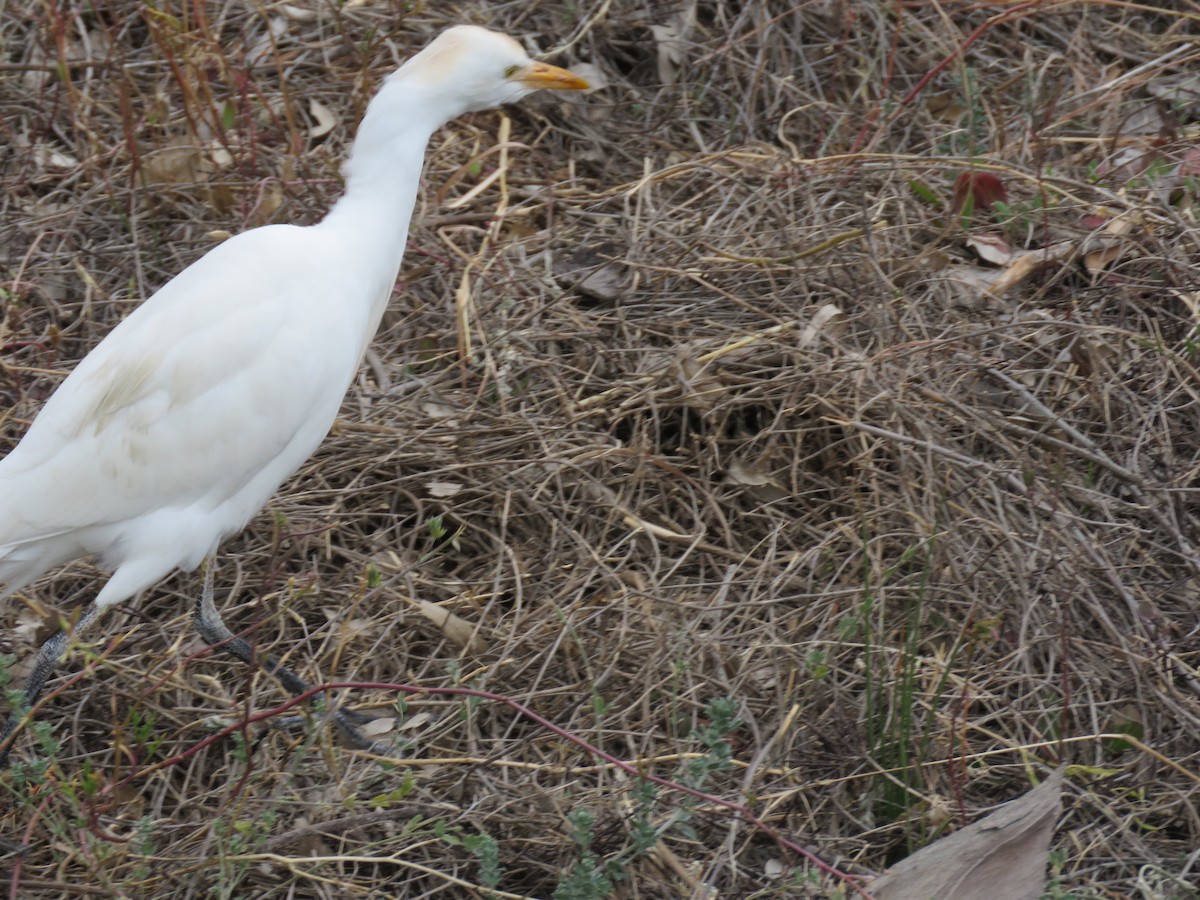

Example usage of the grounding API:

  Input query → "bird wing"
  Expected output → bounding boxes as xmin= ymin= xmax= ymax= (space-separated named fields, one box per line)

xmin=0 ymin=225 xmax=367 ymax=550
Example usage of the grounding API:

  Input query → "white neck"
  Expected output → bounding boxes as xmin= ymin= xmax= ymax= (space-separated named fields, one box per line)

xmin=314 ymin=78 xmax=458 ymax=352
xmin=316 ymin=77 xmax=449 ymax=323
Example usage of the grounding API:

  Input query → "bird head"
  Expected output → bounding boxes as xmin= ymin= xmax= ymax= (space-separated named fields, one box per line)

xmin=391 ymin=25 xmax=589 ymax=116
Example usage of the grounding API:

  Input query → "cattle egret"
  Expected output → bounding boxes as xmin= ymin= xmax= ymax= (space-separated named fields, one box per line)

xmin=0 ymin=25 xmax=588 ymax=763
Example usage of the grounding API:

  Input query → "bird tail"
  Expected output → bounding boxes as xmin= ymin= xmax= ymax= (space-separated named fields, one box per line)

xmin=0 ymin=467 xmax=79 ymax=596
xmin=0 ymin=531 xmax=80 ymax=599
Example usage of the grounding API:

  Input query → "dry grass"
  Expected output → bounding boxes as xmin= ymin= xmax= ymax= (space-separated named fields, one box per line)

xmin=2 ymin=1 xmax=1200 ymax=897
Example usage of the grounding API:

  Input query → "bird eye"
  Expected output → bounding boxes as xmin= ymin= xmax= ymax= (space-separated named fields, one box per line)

xmin=504 ymin=64 xmax=520 ymax=78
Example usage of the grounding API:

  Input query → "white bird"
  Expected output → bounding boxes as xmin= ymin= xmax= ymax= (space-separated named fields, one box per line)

xmin=0 ymin=25 xmax=588 ymax=762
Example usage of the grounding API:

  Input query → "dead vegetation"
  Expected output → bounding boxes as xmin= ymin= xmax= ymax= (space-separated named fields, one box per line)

xmin=2 ymin=1 xmax=1199 ymax=897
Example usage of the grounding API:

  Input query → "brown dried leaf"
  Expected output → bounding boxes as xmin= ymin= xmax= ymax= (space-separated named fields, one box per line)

xmin=1178 ymin=146 xmax=1200 ymax=176
xmin=872 ymin=770 xmax=1063 ymax=900
xmin=1083 ymin=242 xmax=1127 ymax=274
xmin=427 ymin=481 xmax=463 ymax=498
xmin=209 ymin=141 xmax=233 ymax=168
xmin=555 ymin=243 xmax=631 ymax=303
xmin=569 ymin=62 xmax=608 ymax=93
xmin=650 ymin=23 xmax=686 ymax=85
xmin=421 ymin=402 xmax=459 ymax=420
xmin=965 ymin=233 xmax=1014 ymax=266
xmin=952 ymin=172 xmax=1007 ymax=216
xmin=944 ymin=264 xmax=1008 ymax=293
xmin=33 ymin=144 xmax=80 ymax=171
xmin=797 ymin=303 xmax=846 ymax=347
xmin=14 ymin=610 xmax=44 ymax=644
xmin=989 ymin=240 xmax=1077 ymax=294
xmin=361 ymin=717 xmax=395 ymax=737
xmin=281 ymin=3 xmax=317 ymax=22
xmin=339 ymin=617 xmax=374 ymax=640
xmin=724 ymin=459 xmax=774 ymax=487
xmin=925 ymin=91 xmax=966 ymax=123
xmin=308 ymin=99 xmax=338 ymax=139
xmin=1103 ymin=210 xmax=1141 ymax=236
xmin=140 ymin=137 xmax=209 ymax=186
xmin=1146 ymin=73 xmax=1200 ymax=117
xmin=408 ymin=597 xmax=487 ymax=653
xmin=649 ymin=1 xmax=696 ymax=85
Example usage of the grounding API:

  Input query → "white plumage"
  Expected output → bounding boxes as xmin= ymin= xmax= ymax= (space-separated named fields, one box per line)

xmin=0 ymin=228 xmax=356 ymax=604
xmin=0 ymin=25 xmax=587 ymax=760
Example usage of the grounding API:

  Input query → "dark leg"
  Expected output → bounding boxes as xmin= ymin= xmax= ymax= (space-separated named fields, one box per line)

xmin=0 ymin=602 xmax=105 ymax=767
xmin=192 ymin=563 xmax=392 ymax=755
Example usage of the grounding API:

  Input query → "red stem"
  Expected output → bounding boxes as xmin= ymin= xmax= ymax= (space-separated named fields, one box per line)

xmin=850 ymin=0 xmax=1053 ymax=154
xmin=100 ymin=679 xmax=875 ymax=897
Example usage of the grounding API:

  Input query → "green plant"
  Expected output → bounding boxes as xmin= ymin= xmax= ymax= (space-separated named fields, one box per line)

xmin=936 ymin=67 xmax=988 ymax=158
xmin=554 ymin=808 xmax=616 ymax=900
xmin=207 ymin=809 xmax=279 ymax=898
xmin=547 ymin=696 xmax=744 ymax=897
xmin=440 ymin=823 xmax=504 ymax=892
xmin=992 ymin=194 xmax=1048 ymax=244
xmin=861 ymin=531 xmax=962 ymax=847
xmin=462 ymin=831 xmax=503 ymax=891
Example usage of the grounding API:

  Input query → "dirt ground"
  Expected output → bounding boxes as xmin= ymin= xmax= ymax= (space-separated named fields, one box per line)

xmin=2 ymin=1 xmax=1199 ymax=897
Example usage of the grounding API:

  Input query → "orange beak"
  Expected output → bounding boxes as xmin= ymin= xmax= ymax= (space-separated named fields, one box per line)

xmin=518 ymin=60 xmax=590 ymax=91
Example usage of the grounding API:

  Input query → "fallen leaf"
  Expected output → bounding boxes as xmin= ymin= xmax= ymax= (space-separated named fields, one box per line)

xmin=943 ymin=265 xmax=1009 ymax=299
xmin=871 ymin=770 xmax=1063 ymax=900
xmin=397 ymin=712 xmax=432 ymax=732
xmin=209 ymin=141 xmax=234 ymax=168
xmin=339 ymin=617 xmax=374 ymax=640
xmin=554 ymin=243 xmax=631 ymax=303
xmin=361 ymin=717 xmax=395 ymax=737
xmin=649 ymin=23 xmax=685 ymax=85
xmin=281 ymin=3 xmax=317 ymax=22
xmin=952 ymin=171 xmax=1008 ymax=216
xmin=407 ymin=597 xmax=486 ymax=653
xmin=1083 ymin=242 xmax=1127 ymax=274
xmin=140 ymin=137 xmax=209 ymax=186
xmin=421 ymin=401 xmax=459 ymax=420
xmin=428 ymin=481 xmax=463 ymax=498
xmin=725 ymin=459 xmax=774 ymax=487
xmin=797 ymin=303 xmax=845 ymax=347
xmin=1175 ymin=146 xmax=1200 ymax=180
xmin=33 ymin=144 xmax=80 ymax=171
xmin=14 ymin=610 xmax=43 ymax=643
xmin=965 ymin=233 xmax=1014 ymax=266
xmin=308 ymin=99 xmax=337 ymax=138
xmin=1146 ymin=73 xmax=1200 ymax=117
xmin=1103 ymin=210 xmax=1140 ymax=236
xmin=1096 ymin=145 xmax=1154 ymax=180
xmin=568 ymin=62 xmax=608 ymax=93
xmin=989 ymin=240 xmax=1078 ymax=294
xmin=925 ymin=91 xmax=966 ymax=123
xmin=649 ymin=2 xmax=696 ymax=85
